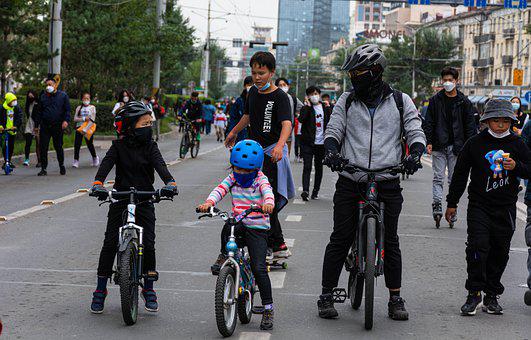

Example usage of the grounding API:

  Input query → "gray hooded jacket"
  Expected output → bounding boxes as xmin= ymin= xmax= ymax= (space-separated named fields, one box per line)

xmin=325 ymin=90 xmax=426 ymax=182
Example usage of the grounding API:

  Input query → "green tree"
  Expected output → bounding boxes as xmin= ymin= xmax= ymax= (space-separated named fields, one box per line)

xmin=279 ymin=55 xmax=335 ymax=99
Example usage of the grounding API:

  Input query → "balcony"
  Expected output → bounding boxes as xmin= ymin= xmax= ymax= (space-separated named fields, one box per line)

xmin=472 ymin=57 xmax=494 ymax=68
xmin=503 ymin=28 xmax=515 ymax=39
xmin=501 ymin=55 xmax=513 ymax=65
xmin=473 ymin=33 xmax=496 ymax=44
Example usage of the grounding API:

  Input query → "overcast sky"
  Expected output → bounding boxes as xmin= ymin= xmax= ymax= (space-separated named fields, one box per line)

xmin=177 ymin=0 xmax=281 ymax=48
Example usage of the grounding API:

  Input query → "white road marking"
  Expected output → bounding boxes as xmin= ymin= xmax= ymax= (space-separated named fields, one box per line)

xmin=0 ymin=266 xmax=211 ymax=276
xmin=298 ymin=186 xmax=303 ymax=191
xmin=510 ymin=247 xmax=529 ymax=253
xmin=292 ymin=199 xmax=306 ymax=205
xmin=285 ymin=238 xmax=295 ymax=248
xmin=269 ymin=272 xmax=286 ymax=289
xmin=239 ymin=332 xmax=271 ymax=340
xmin=519 ymin=284 xmax=529 ymax=288
xmin=285 ymin=215 xmax=302 ymax=222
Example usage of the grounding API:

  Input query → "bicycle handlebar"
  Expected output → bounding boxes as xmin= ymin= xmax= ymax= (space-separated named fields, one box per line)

xmin=342 ymin=163 xmax=405 ymax=175
xmin=89 ymin=188 xmax=174 ymax=204
xmin=196 ymin=204 xmax=263 ymax=222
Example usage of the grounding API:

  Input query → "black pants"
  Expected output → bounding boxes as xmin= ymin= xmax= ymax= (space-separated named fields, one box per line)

xmin=262 ymin=154 xmax=285 ymax=248
xmin=2 ymin=134 xmax=15 ymax=163
xmin=74 ymin=131 xmax=96 ymax=160
xmin=97 ymin=202 xmax=156 ymax=277
xmin=39 ymin=122 xmax=64 ymax=170
xmin=220 ymin=224 xmax=273 ymax=305
xmin=465 ymin=202 xmax=515 ymax=295
xmin=301 ymin=144 xmax=325 ymax=194
xmin=294 ymin=135 xmax=301 ymax=158
xmin=322 ymin=176 xmax=404 ymax=292
xmin=24 ymin=133 xmax=40 ymax=162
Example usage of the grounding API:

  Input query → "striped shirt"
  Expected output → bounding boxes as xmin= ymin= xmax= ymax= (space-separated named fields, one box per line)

xmin=206 ymin=171 xmax=275 ymax=230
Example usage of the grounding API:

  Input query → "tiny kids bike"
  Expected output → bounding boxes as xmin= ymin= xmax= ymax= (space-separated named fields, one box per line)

xmin=196 ymin=205 xmax=262 ymax=337
xmin=1 ymin=127 xmax=16 ymax=175
xmin=90 ymin=187 xmax=175 ymax=325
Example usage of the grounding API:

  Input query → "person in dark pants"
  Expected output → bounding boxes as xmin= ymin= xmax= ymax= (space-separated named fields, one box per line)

xmin=226 ymin=76 xmax=252 ymax=143
xmin=298 ymin=85 xmax=331 ymax=201
xmin=23 ymin=90 xmax=41 ymax=167
xmin=0 ymin=92 xmax=22 ymax=169
xmin=34 ymin=77 xmax=71 ymax=176
xmin=72 ymin=92 xmax=98 ymax=168
xmin=182 ymin=91 xmax=203 ymax=139
xmin=445 ymin=99 xmax=531 ymax=315
xmin=521 ymin=119 xmax=531 ymax=305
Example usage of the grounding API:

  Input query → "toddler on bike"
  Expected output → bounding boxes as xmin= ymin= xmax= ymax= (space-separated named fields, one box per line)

xmin=89 ymin=101 xmax=178 ymax=314
xmin=197 ymin=139 xmax=276 ymax=330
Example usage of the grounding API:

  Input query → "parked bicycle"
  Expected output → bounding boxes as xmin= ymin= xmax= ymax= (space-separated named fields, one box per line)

xmin=90 ymin=187 xmax=175 ymax=325
xmin=196 ymin=205 xmax=262 ymax=337
xmin=332 ymin=163 xmax=406 ymax=330
xmin=179 ymin=118 xmax=200 ymax=159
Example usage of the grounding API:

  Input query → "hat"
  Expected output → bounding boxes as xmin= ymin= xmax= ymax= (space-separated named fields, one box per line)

xmin=4 ymin=92 xmax=17 ymax=104
xmin=480 ymin=99 xmax=517 ymax=122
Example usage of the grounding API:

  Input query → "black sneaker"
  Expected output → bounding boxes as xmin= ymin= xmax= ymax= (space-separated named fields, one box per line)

xmin=482 ymin=294 xmax=503 ymax=315
xmin=461 ymin=291 xmax=482 ymax=316
xmin=301 ymin=191 xmax=309 ymax=201
xmin=141 ymin=289 xmax=159 ymax=312
xmin=524 ymin=289 xmax=531 ymax=306
xmin=260 ymin=308 xmax=274 ymax=330
xmin=311 ymin=191 xmax=319 ymax=200
xmin=388 ymin=296 xmax=409 ymax=320
xmin=317 ymin=293 xmax=338 ymax=319
xmin=38 ymin=169 xmax=47 ymax=176
xmin=59 ymin=165 xmax=66 ymax=175
xmin=210 ymin=253 xmax=227 ymax=275
xmin=90 ymin=290 xmax=107 ymax=314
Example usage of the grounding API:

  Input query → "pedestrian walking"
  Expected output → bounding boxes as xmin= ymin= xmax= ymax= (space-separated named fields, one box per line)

xmin=23 ymin=90 xmax=41 ymax=167
xmin=202 ymin=99 xmax=215 ymax=135
xmin=293 ymin=113 xmax=302 ymax=162
xmin=226 ymin=76 xmax=252 ymax=143
xmin=225 ymin=51 xmax=295 ymax=258
xmin=34 ymin=78 xmax=71 ymax=176
xmin=298 ymin=85 xmax=331 ymax=201
xmin=213 ymin=107 xmax=227 ymax=142
xmin=150 ymin=97 xmax=165 ymax=141
xmin=72 ymin=92 xmax=98 ymax=168
xmin=445 ymin=99 xmax=531 ymax=315
xmin=510 ymin=96 xmax=527 ymax=136
xmin=521 ymin=119 xmax=531 ymax=306
xmin=112 ymin=90 xmax=131 ymax=116
xmin=0 ymin=92 xmax=22 ymax=170
xmin=275 ymin=77 xmax=302 ymax=156
xmin=423 ymin=67 xmax=476 ymax=225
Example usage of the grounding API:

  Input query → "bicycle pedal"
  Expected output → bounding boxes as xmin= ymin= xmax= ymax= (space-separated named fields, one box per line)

xmin=145 ymin=270 xmax=159 ymax=282
xmin=332 ymin=288 xmax=347 ymax=303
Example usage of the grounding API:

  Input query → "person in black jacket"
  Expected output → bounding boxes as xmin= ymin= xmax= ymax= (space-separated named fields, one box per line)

xmin=445 ymin=99 xmax=531 ymax=316
xmin=182 ymin=91 xmax=203 ymax=137
xmin=424 ymin=67 xmax=476 ymax=222
xmin=298 ymin=86 xmax=331 ymax=201
xmin=89 ymin=101 xmax=178 ymax=314
xmin=0 ymin=92 xmax=22 ymax=169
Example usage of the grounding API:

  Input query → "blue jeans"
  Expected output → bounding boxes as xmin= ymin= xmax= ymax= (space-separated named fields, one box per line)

xmin=204 ymin=120 xmax=212 ymax=135
xmin=432 ymin=146 xmax=458 ymax=204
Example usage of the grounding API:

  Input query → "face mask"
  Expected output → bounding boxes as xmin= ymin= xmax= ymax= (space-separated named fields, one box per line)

xmin=351 ymin=71 xmax=375 ymax=98
xmin=443 ymin=81 xmax=455 ymax=92
xmin=46 ymin=85 xmax=55 ymax=93
xmin=245 ymin=86 xmax=252 ymax=92
xmin=233 ymin=170 xmax=258 ymax=188
xmin=83 ymin=100 xmax=90 ymax=106
xmin=310 ymin=95 xmax=320 ymax=105
xmin=280 ymin=86 xmax=289 ymax=93
xmin=133 ymin=126 xmax=152 ymax=144
xmin=488 ymin=128 xmax=511 ymax=139
xmin=512 ymin=102 xmax=520 ymax=111
xmin=10 ymin=100 xmax=17 ymax=107
xmin=255 ymin=81 xmax=271 ymax=92
xmin=28 ymin=96 xmax=35 ymax=102
xmin=123 ymin=96 xmax=129 ymax=103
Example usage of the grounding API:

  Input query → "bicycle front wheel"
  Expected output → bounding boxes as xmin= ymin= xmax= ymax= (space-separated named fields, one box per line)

xmin=215 ymin=266 xmax=237 ymax=337
xmin=118 ymin=241 xmax=139 ymax=326
xmin=190 ymin=139 xmax=200 ymax=158
xmin=364 ymin=217 xmax=376 ymax=330
xmin=179 ymin=133 xmax=189 ymax=159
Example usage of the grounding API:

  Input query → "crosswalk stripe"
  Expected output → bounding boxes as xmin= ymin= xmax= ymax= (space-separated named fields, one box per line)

xmin=292 ymin=199 xmax=306 ymax=205
xmin=285 ymin=215 xmax=302 ymax=222
xmin=239 ymin=332 xmax=271 ymax=340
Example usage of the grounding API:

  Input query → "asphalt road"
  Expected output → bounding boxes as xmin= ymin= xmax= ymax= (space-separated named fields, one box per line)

xmin=0 ymin=132 xmax=530 ymax=339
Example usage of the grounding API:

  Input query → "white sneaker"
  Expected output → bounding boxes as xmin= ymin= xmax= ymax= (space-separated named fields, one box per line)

xmin=92 ymin=156 xmax=100 ymax=167
xmin=72 ymin=160 xmax=79 ymax=168
xmin=23 ymin=159 xmax=30 ymax=166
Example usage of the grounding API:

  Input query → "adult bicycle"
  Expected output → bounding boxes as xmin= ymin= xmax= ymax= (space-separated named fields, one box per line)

xmin=179 ymin=118 xmax=200 ymax=159
xmin=196 ymin=205 xmax=262 ymax=337
xmin=90 ymin=187 xmax=175 ymax=325
xmin=332 ymin=163 xmax=406 ymax=330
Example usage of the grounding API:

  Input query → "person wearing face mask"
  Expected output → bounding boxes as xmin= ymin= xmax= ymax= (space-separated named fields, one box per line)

xmin=275 ymin=77 xmax=303 ymax=156
xmin=182 ymin=91 xmax=204 ymax=139
xmin=23 ymin=90 xmax=41 ymax=167
xmin=510 ymin=96 xmax=527 ymax=136
xmin=298 ymin=86 xmax=331 ymax=201
xmin=112 ymin=90 xmax=132 ymax=116
xmin=0 ymin=92 xmax=22 ymax=170
xmin=319 ymin=44 xmax=426 ymax=321
xmin=445 ymin=99 xmax=531 ymax=315
xmin=226 ymin=76 xmax=253 ymax=143
xmin=72 ymin=92 xmax=98 ymax=168
xmin=89 ymin=100 xmax=178 ymax=314
xmin=423 ymin=67 xmax=476 ymax=224
xmin=34 ymin=77 xmax=71 ymax=176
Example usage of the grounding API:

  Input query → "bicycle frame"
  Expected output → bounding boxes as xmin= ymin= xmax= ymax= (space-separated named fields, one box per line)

xmin=117 ymin=202 xmax=144 ymax=284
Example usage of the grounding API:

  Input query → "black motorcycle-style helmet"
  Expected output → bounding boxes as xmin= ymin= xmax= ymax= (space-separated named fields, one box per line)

xmin=114 ymin=101 xmax=151 ymax=136
xmin=341 ymin=44 xmax=387 ymax=73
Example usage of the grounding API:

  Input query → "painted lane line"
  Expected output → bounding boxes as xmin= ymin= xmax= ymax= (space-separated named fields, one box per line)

xmin=292 ymin=199 xmax=306 ymax=205
xmin=510 ymin=247 xmax=529 ymax=253
xmin=285 ymin=215 xmax=302 ymax=222
xmin=298 ymin=186 xmax=303 ymax=191
xmin=239 ymin=332 xmax=271 ymax=340
xmin=284 ymin=238 xmax=295 ymax=248
xmin=0 ymin=267 xmax=211 ymax=276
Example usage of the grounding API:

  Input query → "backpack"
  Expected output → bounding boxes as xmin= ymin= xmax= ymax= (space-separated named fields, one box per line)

xmin=344 ymin=89 xmax=408 ymax=159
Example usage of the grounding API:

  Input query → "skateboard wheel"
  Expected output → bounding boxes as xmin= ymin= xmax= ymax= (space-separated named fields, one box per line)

xmin=282 ymin=262 xmax=288 ymax=269
xmin=266 ymin=266 xmax=270 ymax=272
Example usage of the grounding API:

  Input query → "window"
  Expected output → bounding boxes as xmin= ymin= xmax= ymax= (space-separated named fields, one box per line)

xmin=373 ymin=12 xmax=380 ymax=21
xmin=358 ymin=6 xmax=364 ymax=21
xmin=373 ymin=24 xmax=380 ymax=30
xmin=364 ymin=23 xmax=370 ymax=30
xmin=365 ymin=12 xmax=370 ymax=21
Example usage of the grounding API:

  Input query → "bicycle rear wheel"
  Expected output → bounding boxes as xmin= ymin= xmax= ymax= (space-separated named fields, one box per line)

xmin=215 ymin=266 xmax=237 ymax=337
xmin=179 ymin=133 xmax=189 ymax=159
xmin=364 ymin=217 xmax=376 ymax=330
xmin=190 ymin=139 xmax=200 ymax=158
xmin=348 ymin=269 xmax=364 ymax=310
xmin=118 ymin=241 xmax=139 ymax=326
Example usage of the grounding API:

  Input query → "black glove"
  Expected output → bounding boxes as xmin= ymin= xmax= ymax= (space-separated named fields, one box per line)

xmin=161 ymin=182 xmax=178 ymax=198
xmin=90 ymin=184 xmax=108 ymax=201
xmin=403 ymin=153 xmax=422 ymax=175
xmin=323 ymin=152 xmax=347 ymax=172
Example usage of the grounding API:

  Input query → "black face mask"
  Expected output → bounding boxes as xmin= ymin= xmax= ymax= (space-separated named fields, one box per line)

xmin=132 ymin=126 xmax=153 ymax=144
xmin=350 ymin=69 xmax=384 ymax=105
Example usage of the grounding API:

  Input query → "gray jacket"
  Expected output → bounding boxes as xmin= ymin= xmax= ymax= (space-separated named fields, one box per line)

xmin=325 ymin=90 xmax=426 ymax=182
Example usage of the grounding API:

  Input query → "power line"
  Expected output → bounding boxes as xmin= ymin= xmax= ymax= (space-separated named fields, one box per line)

xmin=83 ymin=0 xmax=134 ymax=6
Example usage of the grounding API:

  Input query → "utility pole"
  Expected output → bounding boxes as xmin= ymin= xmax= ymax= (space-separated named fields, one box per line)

xmin=203 ymin=0 xmax=212 ymax=98
xmin=152 ymin=0 xmax=166 ymax=97
xmin=305 ymin=57 xmax=309 ymax=90
xmin=48 ymin=0 xmax=62 ymax=82
xmin=411 ymin=29 xmax=417 ymax=99
xmin=296 ymin=65 xmax=300 ymax=98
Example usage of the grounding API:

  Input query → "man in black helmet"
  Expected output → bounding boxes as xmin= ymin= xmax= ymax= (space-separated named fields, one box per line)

xmin=318 ymin=44 xmax=426 ymax=321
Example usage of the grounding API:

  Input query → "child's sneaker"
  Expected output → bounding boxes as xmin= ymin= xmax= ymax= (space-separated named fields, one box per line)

xmin=211 ymin=253 xmax=227 ymax=275
xmin=482 ymin=294 xmax=503 ymax=315
xmin=23 ymin=159 xmax=30 ymax=166
xmin=90 ymin=290 xmax=107 ymax=314
xmin=72 ymin=160 xmax=79 ymax=168
xmin=260 ymin=307 xmax=274 ymax=330
xmin=272 ymin=243 xmax=291 ymax=258
xmin=524 ymin=289 xmax=531 ymax=306
xmin=141 ymin=289 xmax=159 ymax=312
xmin=92 ymin=156 xmax=100 ymax=167
xmin=460 ymin=291 xmax=482 ymax=315
xmin=317 ymin=293 xmax=338 ymax=319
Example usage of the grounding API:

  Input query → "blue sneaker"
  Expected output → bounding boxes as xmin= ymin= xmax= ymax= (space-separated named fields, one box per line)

xmin=90 ymin=290 xmax=107 ymax=314
xmin=142 ymin=289 xmax=159 ymax=312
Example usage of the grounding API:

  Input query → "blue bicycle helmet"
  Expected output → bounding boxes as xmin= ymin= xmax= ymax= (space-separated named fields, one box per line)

xmin=230 ymin=139 xmax=264 ymax=170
